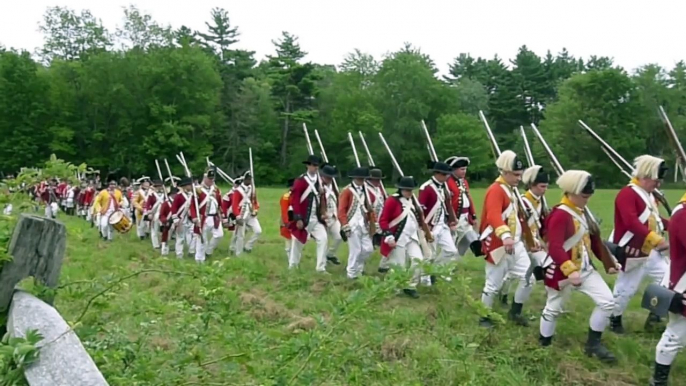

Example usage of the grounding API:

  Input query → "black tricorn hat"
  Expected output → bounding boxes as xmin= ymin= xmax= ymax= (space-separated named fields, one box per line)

xmin=427 ymin=160 xmax=451 ymax=175
xmin=234 ymin=177 xmax=244 ymax=185
xmin=445 ymin=156 xmax=470 ymax=169
xmin=396 ymin=176 xmax=417 ymax=190
xmin=368 ymin=167 xmax=385 ymax=180
xmin=287 ymin=178 xmax=296 ymax=187
xmin=321 ymin=164 xmax=338 ymax=178
xmin=243 ymin=171 xmax=252 ymax=180
xmin=348 ymin=166 xmax=370 ymax=179
xmin=303 ymin=155 xmax=322 ymax=166
xmin=204 ymin=166 xmax=217 ymax=179
xmin=178 ymin=177 xmax=193 ymax=187
xmin=152 ymin=179 xmax=163 ymax=186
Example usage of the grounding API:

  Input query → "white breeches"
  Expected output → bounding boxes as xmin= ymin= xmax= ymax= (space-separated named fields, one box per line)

xmin=235 ymin=215 xmax=262 ymax=256
xmin=481 ymin=241 xmax=532 ymax=308
xmin=100 ymin=210 xmax=114 ymax=240
xmin=194 ymin=217 xmax=223 ymax=261
xmin=386 ymin=240 xmax=423 ymax=288
xmin=284 ymin=238 xmax=291 ymax=260
xmin=175 ymin=221 xmax=196 ymax=258
xmin=430 ymin=223 xmax=458 ymax=265
xmin=151 ymin=219 xmax=161 ymax=249
xmin=326 ymin=218 xmax=343 ymax=257
xmin=346 ymin=228 xmax=374 ymax=279
xmin=45 ymin=203 xmax=59 ymax=219
xmin=540 ymin=269 xmax=614 ymax=337
xmin=612 ymin=249 xmax=668 ymax=316
xmin=453 ymin=214 xmax=474 ymax=257
xmin=289 ymin=221 xmax=328 ymax=272
xmin=136 ymin=213 xmax=149 ymax=237
xmin=656 ymin=313 xmax=686 ymax=365
xmin=3 ymin=204 xmax=12 ymax=215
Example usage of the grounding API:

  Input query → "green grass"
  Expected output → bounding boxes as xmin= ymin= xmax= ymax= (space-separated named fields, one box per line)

xmin=27 ymin=188 xmax=686 ymax=385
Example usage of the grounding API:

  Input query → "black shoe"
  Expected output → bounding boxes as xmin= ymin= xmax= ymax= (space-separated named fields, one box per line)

xmin=326 ymin=255 xmax=341 ymax=265
xmin=609 ymin=315 xmax=625 ymax=334
xmin=403 ymin=289 xmax=419 ymax=299
xmin=479 ymin=317 xmax=494 ymax=328
xmin=508 ymin=302 xmax=529 ymax=327
xmin=139 ymin=236 xmax=145 ymax=241
xmin=539 ymin=335 xmax=553 ymax=347
xmin=244 ymin=248 xmax=252 ymax=254
xmin=500 ymin=294 xmax=509 ymax=306
xmin=584 ymin=329 xmax=617 ymax=364
xmin=645 ymin=312 xmax=664 ymax=332
xmin=650 ymin=362 xmax=671 ymax=386
xmin=430 ymin=275 xmax=437 ymax=285
xmin=378 ymin=267 xmax=390 ymax=273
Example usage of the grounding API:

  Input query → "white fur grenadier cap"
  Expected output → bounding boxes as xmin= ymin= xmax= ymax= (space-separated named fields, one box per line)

xmin=633 ymin=155 xmax=667 ymax=180
xmin=522 ymin=165 xmax=549 ymax=186
xmin=496 ymin=150 xmax=524 ymax=173
xmin=557 ymin=170 xmax=595 ymax=195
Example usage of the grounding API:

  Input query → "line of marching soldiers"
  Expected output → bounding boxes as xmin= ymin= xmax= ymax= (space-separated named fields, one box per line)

xmin=279 ymin=151 xmax=686 ymax=386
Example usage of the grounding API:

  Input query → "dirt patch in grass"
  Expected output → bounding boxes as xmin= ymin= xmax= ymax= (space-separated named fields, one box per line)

xmin=381 ymin=336 xmax=412 ymax=361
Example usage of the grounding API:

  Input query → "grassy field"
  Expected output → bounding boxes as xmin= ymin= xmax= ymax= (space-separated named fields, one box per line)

xmin=24 ymin=187 xmax=686 ymax=385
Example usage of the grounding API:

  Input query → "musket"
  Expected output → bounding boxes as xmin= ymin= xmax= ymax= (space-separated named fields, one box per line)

xmin=578 ymin=120 xmax=672 ymax=214
xmin=659 ymin=106 xmax=686 ymax=181
xmin=478 ymin=112 xmax=533 ymax=222
xmin=520 ymin=125 xmax=549 ymax=219
xmin=177 ymin=152 xmax=204 ymax=244
xmin=313 ymin=129 xmax=339 ymax=194
xmin=206 ymin=157 xmax=235 ymax=185
xmin=419 ymin=120 xmax=459 ymax=227
xmin=378 ymin=132 xmax=434 ymax=243
xmin=529 ymin=122 xmax=618 ymax=271
xmin=164 ymin=159 xmax=176 ymax=188
xmin=154 ymin=160 xmax=170 ymax=203
xmin=303 ymin=123 xmax=327 ymax=218
xmin=358 ymin=131 xmax=386 ymax=198
xmin=348 ymin=132 xmax=377 ymax=235
xmin=249 ymin=147 xmax=257 ymax=205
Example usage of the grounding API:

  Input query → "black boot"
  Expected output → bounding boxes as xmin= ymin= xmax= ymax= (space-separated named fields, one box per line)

xmin=326 ymin=255 xmax=341 ymax=265
xmin=479 ymin=317 xmax=494 ymax=328
xmin=508 ymin=302 xmax=529 ymax=326
xmin=403 ymin=288 xmax=419 ymax=299
xmin=644 ymin=312 xmax=664 ymax=332
xmin=377 ymin=267 xmax=389 ymax=273
xmin=500 ymin=293 xmax=509 ymax=306
xmin=539 ymin=334 xmax=553 ymax=347
xmin=430 ymin=275 xmax=437 ymax=285
xmin=609 ymin=315 xmax=625 ymax=334
xmin=649 ymin=362 xmax=671 ymax=386
xmin=584 ymin=329 xmax=617 ymax=363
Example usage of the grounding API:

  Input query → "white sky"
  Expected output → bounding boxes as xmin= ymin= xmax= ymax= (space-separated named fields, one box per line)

xmin=1 ymin=0 xmax=684 ymax=75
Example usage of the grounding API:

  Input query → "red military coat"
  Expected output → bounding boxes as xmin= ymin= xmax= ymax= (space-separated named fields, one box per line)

xmin=447 ymin=175 xmax=476 ymax=224
xmin=544 ymin=198 xmax=608 ymax=290
xmin=668 ymin=196 xmax=686 ymax=316
xmin=418 ymin=178 xmax=446 ymax=228
xmin=479 ymin=177 xmax=525 ymax=264
xmin=170 ymin=191 xmax=190 ymax=222
xmin=189 ymin=185 xmax=223 ymax=233
xmin=288 ymin=173 xmax=324 ymax=244
xmin=612 ymin=182 xmax=669 ymax=269
xmin=379 ymin=194 xmax=416 ymax=257
xmin=158 ymin=200 xmax=172 ymax=242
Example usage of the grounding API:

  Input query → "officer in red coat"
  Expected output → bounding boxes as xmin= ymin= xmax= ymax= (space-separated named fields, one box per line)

xmin=651 ymin=193 xmax=686 ymax=385
xmin=379 ymin=176 xmax=423 ymax=298
xmin=610 ymin=155 xmax=670 ymax=333
xmin=288 ymin=155 xmax=329 ymax=273
xmin=539 ymin=170 xmax=621 ymax=363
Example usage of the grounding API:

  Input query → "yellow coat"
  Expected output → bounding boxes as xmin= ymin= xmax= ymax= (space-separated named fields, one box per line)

xmin=133 ymin=189 xmax=149 ymax=217
xmin=95 ymin=189 xmax=123 ymax=215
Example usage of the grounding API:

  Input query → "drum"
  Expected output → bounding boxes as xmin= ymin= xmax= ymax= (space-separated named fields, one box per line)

xmin=109 ymin=210 xmax=132 ymax=233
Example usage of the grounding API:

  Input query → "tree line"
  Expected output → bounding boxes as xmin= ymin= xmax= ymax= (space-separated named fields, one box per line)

xmin=1 ymin=5 xmax=685 ymax=186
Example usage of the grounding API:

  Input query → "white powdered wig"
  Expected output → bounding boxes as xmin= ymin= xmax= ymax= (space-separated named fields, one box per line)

xmin=522 ymin=165 xmax=542 ymax=186
xmin=496 ymin=150 xmax=517 ymax=172
xmin=556 ymin=170 xmax=591 ymax=195
xmin=633 ymin=155 xmax=664 ymax=179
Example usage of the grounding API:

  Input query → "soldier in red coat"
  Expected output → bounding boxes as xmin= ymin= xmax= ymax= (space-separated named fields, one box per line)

xmin=539 ymin=170 xmax=620 ymax=363
xmin=232 ymin=172 xmax=261 ymax=256
xmin=288 ymin=155 xmax=329 ymax=273
xmin=41 ymin=178 xmax=60 ymax=219
xmin=445 ymin=156 xmax=478 ymax=252
xmin=144 ymin=180 xmax=166 ymax=250
xmin=189 ymin=166 xmax=223 ymax=263
xmin=158 ymin=187 xmax=178 ymax=256
xmin=478 ymin=150 xmax=533 ymax=328
xmin=379 ymin=176 xmax=423 ymax=298
xmin=170 ymin=177 xmax=195 ymax=259
xmin=610 ymin=155 xmax=670 ymax=334
xmin=418 ymin=161 xmax=457 ymax=284
xmin=652 ymin=193 xmax=686 ymax=385
xmin=222 ymin=177 xmax=241 ymax=254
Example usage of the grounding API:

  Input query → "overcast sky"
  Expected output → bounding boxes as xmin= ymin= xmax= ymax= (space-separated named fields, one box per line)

xmin=2 ymin=0 xmax=684 ymax=75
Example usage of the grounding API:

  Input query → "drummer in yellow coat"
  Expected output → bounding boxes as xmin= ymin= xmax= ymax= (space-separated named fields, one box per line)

xmin=95 ymin=180 xmax=123 ymax=241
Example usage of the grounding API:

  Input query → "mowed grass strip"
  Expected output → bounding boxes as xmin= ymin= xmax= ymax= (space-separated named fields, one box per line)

xmin=37 ymin=188 xmax=685 ymax=385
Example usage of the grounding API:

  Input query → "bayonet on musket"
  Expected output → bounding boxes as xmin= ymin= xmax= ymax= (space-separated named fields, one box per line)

xmin=659 ymin=106 xmax=686 ymax=182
